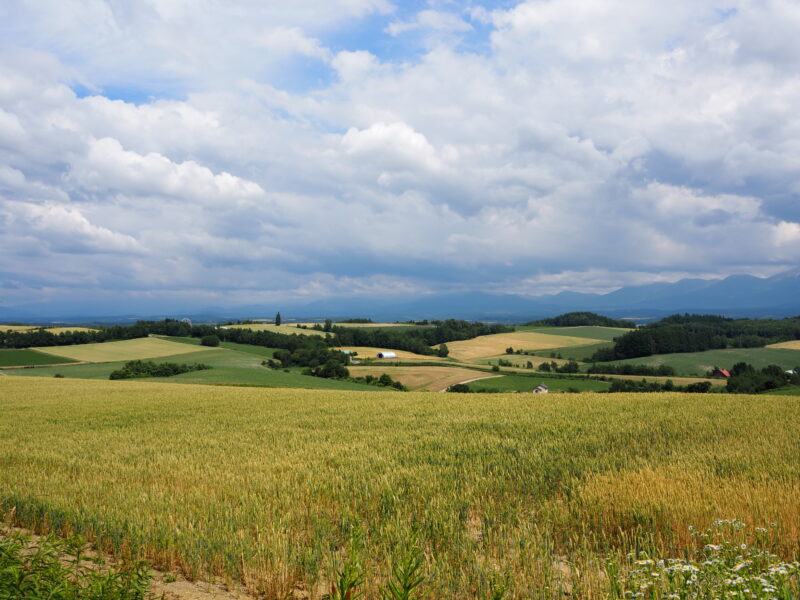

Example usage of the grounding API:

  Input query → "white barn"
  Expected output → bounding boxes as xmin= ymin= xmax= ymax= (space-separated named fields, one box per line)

xmin=376 ymin=351 xmax=397 ymax=359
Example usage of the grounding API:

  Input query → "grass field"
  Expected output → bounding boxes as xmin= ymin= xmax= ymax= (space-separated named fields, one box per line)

xmin=444 ymin=331 xmax=602 ymax=362
xmin=603 ymin=347 xmax=800 ymax=376
xmin=5 ymin=345 xmax=380 ymax=391
xmin=336 ymin=346 xmax=448 ymax=363
xmin=348 ymin=365 xmax=495 ymax=391
xmin=31 ymin=337 xmax=218 ymax=363
xmin=467 ymin=373 xmax=611 ymax=392
xmin=222 ymin=323 xmax=327 ymax=336
xmin=0 ymin=348 xmax=76 ymax=367
xmin=1 ymin=377 xmax=798 ymax=599
xmin=519 ymin=326 xmax=629 ymax=341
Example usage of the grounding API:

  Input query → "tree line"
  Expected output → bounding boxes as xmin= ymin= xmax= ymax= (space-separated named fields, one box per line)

xmin=524 ymin=311 xmax=636 ymax=329
xmin=590 ymin=314 xmax=800 ymax=361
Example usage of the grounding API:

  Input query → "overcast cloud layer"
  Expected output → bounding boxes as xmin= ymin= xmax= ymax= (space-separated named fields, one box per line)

xmin=1 ymin=0 xmax=799 ymax=314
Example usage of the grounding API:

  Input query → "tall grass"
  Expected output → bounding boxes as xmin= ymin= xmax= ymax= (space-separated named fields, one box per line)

xmin=1 ymin=377 xmax=799 ymax=599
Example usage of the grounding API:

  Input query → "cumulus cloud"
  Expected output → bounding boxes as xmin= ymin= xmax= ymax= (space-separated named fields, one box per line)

xmin=1 ymin=0 xmax=799 ymax=313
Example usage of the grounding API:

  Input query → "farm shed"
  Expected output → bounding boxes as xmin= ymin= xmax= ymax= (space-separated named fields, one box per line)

xmin=711 ymin=368 xmax=731 ymax=378
xmin=532 ymin=384 xmax=549 ymax=394
xmin=376 ymin=351 xmax=397 ymax=359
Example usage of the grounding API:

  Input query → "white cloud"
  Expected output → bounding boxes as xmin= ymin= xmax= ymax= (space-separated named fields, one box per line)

xmin=1 ymin=0 xmax=799 ymax=311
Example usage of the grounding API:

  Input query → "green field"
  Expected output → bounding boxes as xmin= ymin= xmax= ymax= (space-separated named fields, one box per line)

xmin=601 ymin=347 xmax=800 ymax=376
xmin=32 ymin=337 xmax=217 ymax=363
xmin=467 ymin=373 xmax=611 ymax=392
xmin=0 ymin=348 xmax=75 ymax=367
xmin=1 ymin=377 xmax=798 ymax=599
xmin=5 ymin=344 xmax=380 ymax=391
xmin=520 ymin=326 xmax=628 ymax=341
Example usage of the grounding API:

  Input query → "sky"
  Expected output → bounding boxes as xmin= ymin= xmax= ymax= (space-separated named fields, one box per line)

xmin=1 ymin=0 xmax=799 ymax=315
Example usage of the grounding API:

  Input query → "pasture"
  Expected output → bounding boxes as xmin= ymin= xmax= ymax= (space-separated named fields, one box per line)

xmin=603 ymin=347 xmax=800 ymax=376
xmin=466 ymin=373 xmax=611 ymax=392
xmin=336 ymin=346 xmax=447 ymax=362
xmin=5 ymin=345 xmax=379 ymax=391
xmin=348 ymin=365 xmax=495 ymax=391
xmin=519 ymin=326 xmax=627 ymax=341
xmin=444 ymin=331 xmax=601 ymax=362
xmin=0 ymin=348 xmax=75 ymax=367
xmin=32 ymin=337 xmax=219 ymax=363
xmin=2 ymin=377 xmax=798 ymax=599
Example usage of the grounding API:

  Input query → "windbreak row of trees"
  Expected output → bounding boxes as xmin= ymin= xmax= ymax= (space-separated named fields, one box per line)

xmin=590 ymin=314 xmax=800 ymax=361
xmin=0 ymin=325 xmax=150 ymax=349
xmin=331 ymin=319 xmax=513 ymax=355
xmin=524 ymin=312 xmax=636 ymax=329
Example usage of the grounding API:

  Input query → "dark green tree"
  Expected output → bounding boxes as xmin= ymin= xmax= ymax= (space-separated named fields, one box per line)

xmin=275 ymin=312 xmax=282 ymax=326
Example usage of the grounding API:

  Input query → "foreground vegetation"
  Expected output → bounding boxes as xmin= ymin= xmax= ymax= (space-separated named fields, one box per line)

xmin=2 ymin=377 xmax=798 ymax=599
xmin=0 ymin=531 xmax=153 ymax=599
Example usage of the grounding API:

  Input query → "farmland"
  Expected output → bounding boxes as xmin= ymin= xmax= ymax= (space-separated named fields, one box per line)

xmin=1 ymin=377 xmax=798 ymax=599
xmin=4 ymin=345 xmax=381 ymax=391
xmin=518 ymin=325 xmax=628 ymax=341
xmin=0 ymin=348 xmax=75 ymax=367
xmin=466 ymin=373 xmax=611 ymax=392
xmin=602 ymin=346 xmax=800 ymax=376
xmin=223 ymin=323 xmax=327 ymax=336
xmin=348 ymin=365 xmax=495 ymax=391
xmin=336 ymin=346 xmax=448 ymax=362
xmin=444 ymin=331 xmax=601 ymax=361
xmin=32 ymin=336 xmax=218 ymax=363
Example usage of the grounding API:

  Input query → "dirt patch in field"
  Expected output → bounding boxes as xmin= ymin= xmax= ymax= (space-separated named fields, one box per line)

xmin=1 ymin=525 xmax=256 ymax=600
xmin=349 ymin=365 xmax=496 ymax=391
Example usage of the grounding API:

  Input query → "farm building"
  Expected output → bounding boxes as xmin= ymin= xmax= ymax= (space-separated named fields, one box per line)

xmin=376 ymin=351 xmax=397 ymax=359
xmin=532 ymin=384 xmax=549 ymax=394
xmin=711 ymin=368 xmax=731 ymax=378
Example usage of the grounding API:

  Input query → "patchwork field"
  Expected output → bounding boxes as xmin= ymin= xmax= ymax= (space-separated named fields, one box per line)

xmin=44 ymin=326 xmax=99 ymax=334
xmin=336 ymin=346 xmax=447 ymax=362
xmin=6 ymin=343 xmax=381 ymax=391
xmin=348 ymin=365 xmax=495 ymax=391
xmin=0 ymin=324 xmax=38 ymax=331
xmin=1 ymin=377 xmax=798 ymax=600
xmin=0 ymin=348 xmax=75 ymax=367
xmin=467 ymin=373 xmax=611 ymax=392
xmin=604 ymin=347 xmax=800 ymax=376
xmin=444 ymin=331 xmax=601 ymax=361
xmin=32 ymin=337 xmax=218 ymax=363
xmin=520 ymin=326 xmax=629 ymax=341
xmin=222 ymin=323 xmax=327 ymax=336
xmin=768 ymin=340 xmax=800 ymax=350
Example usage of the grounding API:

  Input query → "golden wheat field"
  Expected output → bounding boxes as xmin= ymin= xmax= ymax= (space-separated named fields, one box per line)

xmin=767 ymin=340 xmax=800 ymax=350
xmin=0 ymin=324 xmax=38 ymax=331
xmin=444 ymin=331 xmax=601 ymax=362
xmin=32 ymin=337 xmax=218 ymax=363
xmin=1 ymin=376 xmax=798 ymax=599
xmin=44 ymin=326 xmax=100 ymax=334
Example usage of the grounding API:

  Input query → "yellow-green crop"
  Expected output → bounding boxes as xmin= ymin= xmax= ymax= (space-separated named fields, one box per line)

xmin=1 ymin=377 xmax=798 ymax=599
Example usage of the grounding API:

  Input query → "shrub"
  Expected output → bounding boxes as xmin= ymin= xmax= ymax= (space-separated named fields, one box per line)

xmin=201 ymin=335 xmax=220 ymax=347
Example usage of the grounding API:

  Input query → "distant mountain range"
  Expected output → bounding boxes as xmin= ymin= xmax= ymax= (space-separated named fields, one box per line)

xmin=3 ymin=268 xmax=799 ymax=324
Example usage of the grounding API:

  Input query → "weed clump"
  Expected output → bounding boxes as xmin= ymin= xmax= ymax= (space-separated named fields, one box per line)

xmin=0 ymin=531 xmax=154 ymax=599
